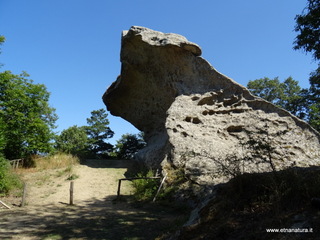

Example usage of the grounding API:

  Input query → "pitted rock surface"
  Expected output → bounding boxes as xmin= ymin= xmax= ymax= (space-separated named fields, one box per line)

xmin=103 ymin=26 xmax=320 ymax=187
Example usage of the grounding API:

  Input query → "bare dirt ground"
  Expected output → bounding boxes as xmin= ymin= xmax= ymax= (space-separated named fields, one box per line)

xmin=0 ymin=160 xmax=187 ymax=240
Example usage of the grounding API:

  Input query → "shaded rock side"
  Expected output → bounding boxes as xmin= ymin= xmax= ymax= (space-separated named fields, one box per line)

xmin=103 ymin=26 xmax=320 ymax=186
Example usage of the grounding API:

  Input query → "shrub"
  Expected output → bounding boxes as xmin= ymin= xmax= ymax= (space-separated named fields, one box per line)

xmin=131 ymin=170 xmax=160 ymax=201
xmin=157 ymin=166 xmax=188 ymax=201
xmin=0 ymin=155 xmax=22 ymax=195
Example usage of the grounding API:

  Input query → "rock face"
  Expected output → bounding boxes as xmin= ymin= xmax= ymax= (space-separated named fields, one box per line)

xmin=103 ymin=26 xmax=320 ymax=187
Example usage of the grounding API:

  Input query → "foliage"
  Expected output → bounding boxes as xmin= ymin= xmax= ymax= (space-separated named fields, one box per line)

xmin=0 ymin=71 xmax=58 ymax=159
xmin=55 ymin=125 xmax=89 ymax=157
xmin=294 ymin=0 xmax=320 ymax=131
xmin=0 ymin=35 xmax=5 ymax=66
xmin=85 ymin=109 xmax=114 ymax=157
xmin=247 ymin=77 xmax=282 ymax=103
xmin=247 ymin=77 xmax=308 ymax=119
xmin=0 ymin=156 xmax=22 ymax=195
xmin=131 ymin=170 xmax=159 ymax=201
xmin=55 ymin=109 xmax=114 ymax=158
xmin=0 ymin=35 xmax=4 ymax=45
xmin=309 ymin=103 xmax=320 ymax=130
xmin=0 ymin=118 xmax=6 ymax=153
xmin=294 ymin=0 xmax=320 ymax=61
xmin=307 ymin=68 xmax=320 ymax=131
xmin=113 ymin=132 xmax=146 ymax=160
xmin=66 ymin=173 xmax=79 ymax=181
xmin=158 ymin=165 xmax=188 ymax=201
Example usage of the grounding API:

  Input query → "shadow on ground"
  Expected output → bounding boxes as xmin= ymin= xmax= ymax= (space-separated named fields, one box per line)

xmin=80 ymin=159 xmax=149 ymax=179
xmin=80 ymin=159 xmax=134 ymax=169
xmin=0 ymin=195 xmax=188 ymax=240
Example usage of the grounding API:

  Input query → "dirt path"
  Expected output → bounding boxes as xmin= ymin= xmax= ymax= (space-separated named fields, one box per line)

xmin=0 ymin=160 xmax=187 ymax=240
xmin=22 ymin=159 xmax=134 ymax=206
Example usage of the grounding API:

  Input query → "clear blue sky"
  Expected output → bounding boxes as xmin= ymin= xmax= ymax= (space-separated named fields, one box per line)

xmin=0 ymin=0 xmax=317 ymax=144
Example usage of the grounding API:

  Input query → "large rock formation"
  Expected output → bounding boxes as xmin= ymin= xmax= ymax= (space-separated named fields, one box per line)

xmin=103 ymin=26 xmax=320 ymax=188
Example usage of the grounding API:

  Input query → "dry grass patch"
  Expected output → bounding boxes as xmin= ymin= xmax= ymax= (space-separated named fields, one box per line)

xmin=34 ymin=153 xmax=79 ymax=170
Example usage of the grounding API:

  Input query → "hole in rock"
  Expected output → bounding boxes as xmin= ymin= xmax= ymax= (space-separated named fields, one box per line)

xmin=159 ymin=39 xmax=168 ymax=44
xmin=232 ymin=109 xmax=246 ymax=114
xmin=223 ymin=96 xmax=239 ymax=107
xmin=197 ymin=96 xmax=216 ymax=106
xmin=226 ymin=126 xmax=243 ymax=133
xmin=192 ymin=117 xmax=202 ymax=124
xmin=202 ymin=110 xmax=215 ymax=115
xmin=191 ymin=96 xmax=200 ymax=101
xmin=185 ymin=117 xmax=192 ymax=122
xmin=181 ymin=132 xmax=188 ymax=137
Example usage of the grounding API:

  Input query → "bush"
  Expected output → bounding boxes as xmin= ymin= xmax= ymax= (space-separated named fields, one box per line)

xmin=131 ymin=170 xmax=160 ymax=201
xmin=0 ymin=155 xmax=22 ymax=195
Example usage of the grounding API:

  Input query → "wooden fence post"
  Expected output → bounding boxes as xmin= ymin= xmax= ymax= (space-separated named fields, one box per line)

xmin=69 ymin=181 xmax=74 ymax=205
xmin=21 ymin=183 xmax=27 ymax=207
xmin=117 ymin=180 xmax=122 ymax=197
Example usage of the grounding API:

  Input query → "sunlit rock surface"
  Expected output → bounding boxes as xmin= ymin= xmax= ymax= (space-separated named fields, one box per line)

xmin=103 ymin=26 xmax=320 ymax=187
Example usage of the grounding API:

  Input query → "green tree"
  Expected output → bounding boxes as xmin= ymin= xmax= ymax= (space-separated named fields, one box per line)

xmin=294 ymin=0 xmax=320 ymax=61
xmin=55 ymin=125 xmax=89 ymax=156
xmin=85 ymin=109 xmax=114 ymax=157
xmin=247 ymin=77 xmax=307 ymax=119
xmin=247 ymin=77 xmax=282 ymax=103
xmin=0 ymin=71 xmax=58 ymax=159
xmin=0 ymin=35 xmax=5 ymax=67
xmin=114 ymin=133 xmax=146 ymax=160
xmin=0 ymin=36 xmax=4 ymax=45
xmin=294 ymin=0 xmax=320 ymax=130
xmin=0 ymin=118 xmax=6 ymax=153
xmin=278 ymin=77 xmax=309 ymax=119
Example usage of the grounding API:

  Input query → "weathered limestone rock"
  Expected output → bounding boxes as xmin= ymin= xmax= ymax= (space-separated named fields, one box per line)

xmin=103 ymin=26 xmax=320 ymax=187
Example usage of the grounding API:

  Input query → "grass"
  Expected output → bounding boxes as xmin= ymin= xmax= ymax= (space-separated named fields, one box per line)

xmin=66 ymin=173 xmax=79 ymax=181
xmin=33 ymin=152 xmax=79 ymax=170
xmin=5 ymin=153 xmax=80 ymax=198
xmin=18 ymin=152 xmax=80 ymax=179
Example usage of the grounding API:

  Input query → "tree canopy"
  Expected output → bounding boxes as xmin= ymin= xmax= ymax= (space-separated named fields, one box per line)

xmin=294 ymin=0 xmax=320 ymax=61
xmin=247 ymin=77 xmax=308 ymax=119
xmin=0 ymin=71 xmax=58 ymax=159
xmin=55 ymin=109 xmax=114 ymax=158
xmin=294 ymin=0 xmax=320 ymax=131
xmin=113 ymin=133 xmax=146 ymax=160
xmin=55 ymin=125 xmax=89 ymax=156
xmin=85 ymin=109 xmax=114 ymax=157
